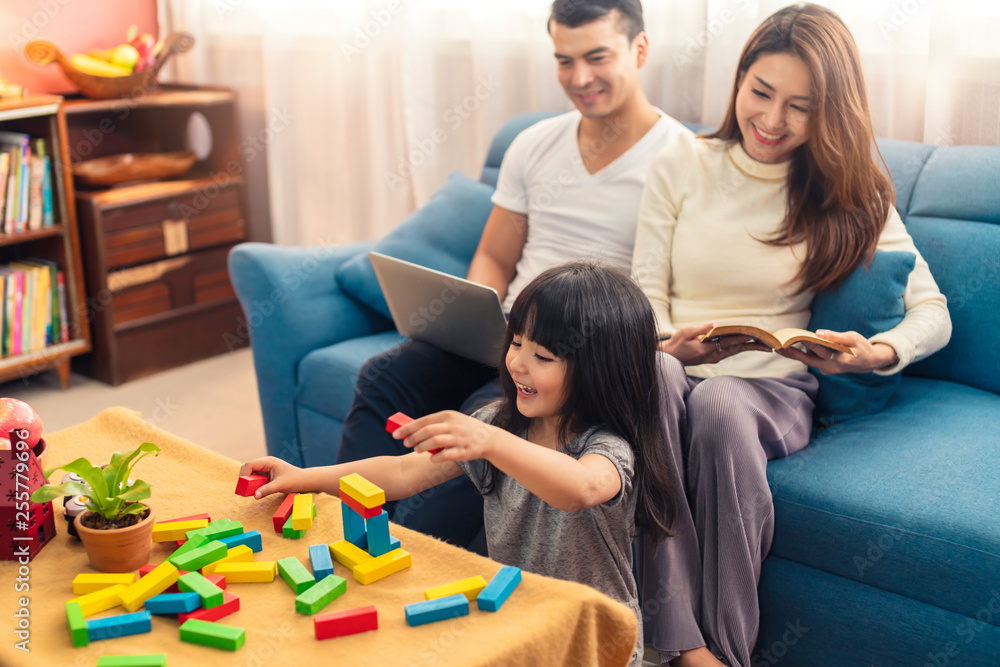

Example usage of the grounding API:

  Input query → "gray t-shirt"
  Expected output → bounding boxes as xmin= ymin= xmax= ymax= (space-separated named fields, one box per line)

xmin=459 ymin=404 xmax=642 ymax=664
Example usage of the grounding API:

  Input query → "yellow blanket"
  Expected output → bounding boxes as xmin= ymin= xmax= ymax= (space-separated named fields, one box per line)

xmin=0 ymin=407 xmax=636 ymax=666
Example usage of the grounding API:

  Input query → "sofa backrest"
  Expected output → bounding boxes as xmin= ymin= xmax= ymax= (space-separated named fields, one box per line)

xmin=480 ymin=112 xmax=560 ymax=187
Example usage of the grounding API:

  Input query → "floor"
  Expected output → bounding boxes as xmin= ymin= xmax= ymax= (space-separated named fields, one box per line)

xmin=3 ymin=348 xmax=267 ymax=462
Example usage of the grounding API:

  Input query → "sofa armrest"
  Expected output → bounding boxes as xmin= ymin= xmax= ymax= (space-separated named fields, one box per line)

xmin=228 ymin=242 xmax=392 ymax=465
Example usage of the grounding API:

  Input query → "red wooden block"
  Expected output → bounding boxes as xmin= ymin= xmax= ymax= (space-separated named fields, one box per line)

xmin=386 ymin=412 xmax=441 ymax=454
xmin=235 ymin=474 xmax=269 ymax=497
xmin=315 ymin=605 xmax=378 ymax=639
xmin=339 ymin=490 xmax=382 ymax=519
xmin=175 ymin=540 xmax=186 ymax=547
xmin=178 ymin=591 xmax=239 ymax=623
xmin=272 ymin=493 xmax=298 ymax=533
xmin=204 ymin=573 xmax=226 ymax=590
xmin=160 ymin=512 xmax=212 ymax=523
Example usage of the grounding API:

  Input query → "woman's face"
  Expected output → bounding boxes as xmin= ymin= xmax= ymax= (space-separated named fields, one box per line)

xmin=735 ymin=52 xmax=813 ymax=164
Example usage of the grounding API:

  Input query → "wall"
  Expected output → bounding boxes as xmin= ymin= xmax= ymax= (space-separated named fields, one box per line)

xmin=1 ymin=0 xmax=158 ymax=94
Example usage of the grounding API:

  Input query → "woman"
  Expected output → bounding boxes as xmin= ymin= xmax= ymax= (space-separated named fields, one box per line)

xmin=631 ymin=4 xmax=950 ymax=666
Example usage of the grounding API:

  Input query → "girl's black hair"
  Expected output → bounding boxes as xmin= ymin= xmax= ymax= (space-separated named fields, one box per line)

xmin=483 ymin=260 xmax=676 ymax=542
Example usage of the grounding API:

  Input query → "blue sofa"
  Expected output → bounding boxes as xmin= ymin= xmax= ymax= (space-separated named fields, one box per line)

xmin=229 ymin=113 xmax=1000 ymax=664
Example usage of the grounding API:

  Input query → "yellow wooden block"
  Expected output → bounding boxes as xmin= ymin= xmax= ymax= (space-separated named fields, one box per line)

xmin=329 ymin=539 xmax=373 ymax=570
xmin=68 ymin=584 xmax=127 ymax=617
xmin=71 ymin=573 xmax=138 ymax=595
xmin=289 ymin=492 xmax=313 ymax=531
xmin=202 ymin=545 xmax=254 ymax=575
xmin=151 ymin=519 xmax=209 ymax=542
xmin=213 ymin=561 xmax=277 ymax=583
xmin=353 ymin=548 xmax=411 ymax=585
xmin=339 ymin=473 xmax=386 ymax=509
xmin=424 ymin=575 xmax=488 ymax=602
xmin=119 ymin=561 xmax=179 ymax=612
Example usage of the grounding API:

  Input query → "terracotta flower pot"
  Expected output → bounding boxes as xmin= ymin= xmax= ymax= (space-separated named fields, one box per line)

xmin=74 ymin=504 xmax=156 ymax=573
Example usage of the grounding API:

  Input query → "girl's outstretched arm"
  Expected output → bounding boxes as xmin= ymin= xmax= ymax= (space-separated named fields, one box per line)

xmin=393 ymin=411 xmax=622 ymax=512
xmin=239 ymin=453 xmax=463 ymax=501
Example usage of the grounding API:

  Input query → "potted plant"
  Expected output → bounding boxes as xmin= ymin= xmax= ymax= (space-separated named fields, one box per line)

xmin=30 ymin=442 xmax=161 ymax=572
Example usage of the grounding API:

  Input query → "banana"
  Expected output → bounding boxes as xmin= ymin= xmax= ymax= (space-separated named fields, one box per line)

xmin=70 ymin=54 xmax=131 ymax=77
xmin=87 ymin=48 xmax=114 ymax=62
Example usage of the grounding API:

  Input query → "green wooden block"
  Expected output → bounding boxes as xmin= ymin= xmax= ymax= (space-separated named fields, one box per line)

xmin=169 ymin=540 xmax=228 ymax=571
xmin=186 ymin=519 xmax=244 ymax=543
xmin=277 ymin=556 xmax=316 ymax=594
xmin=96 ymin=655 xmax=167 ymax=666
xmin=294 ymin=574 xmax=346 ymax=615
xmin=65 ymin=601 xmax=88 ymax=648
xmin=179 ymin=618 xmax=246 ymax=651
xmin=282 ymin=505 xmax=316 ymax=538
xmin=178 ymin=571 xmax=225 ymax=609
xmin=168 ymin=533 xmax=208 ymax=561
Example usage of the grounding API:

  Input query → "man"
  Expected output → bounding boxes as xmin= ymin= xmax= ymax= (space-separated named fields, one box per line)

xmin=337 ymin=0 xmax=687 ymax=552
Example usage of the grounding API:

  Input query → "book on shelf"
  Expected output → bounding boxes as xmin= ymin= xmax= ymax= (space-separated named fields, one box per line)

xmin=3 ymin=148 xmax=18 ymax=234
xmin=34 ymin=138 xmax=54 ymax=227
xmin=0 ymin=259 xmax=67 ymax=358
xmin=700 ymin=324 xmax=856 ymax=355
xmin=0 ymin=267 xmax=24 ymax=357
xmin=0 ymin=131 xmax=30 ymax=234
xmin=0 ymin=135 xmax=56 ymax=235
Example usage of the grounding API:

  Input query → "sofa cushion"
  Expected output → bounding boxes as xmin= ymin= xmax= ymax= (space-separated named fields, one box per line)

xmin=875 ymin=138 xmax=935 ymax=215
xmin=296 ymin=331 xmax=408 ymax=420
xmin=335 ymin=172 xmax=495 ymax=320
xmin=766 ymin=376 xmax=1000 ymax=626
xmin=807 ymin=251 xmax=915 ymax=425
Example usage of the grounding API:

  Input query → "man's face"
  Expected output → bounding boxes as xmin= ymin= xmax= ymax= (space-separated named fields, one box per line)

xmin=550 ymin=12 xmax=644 ymax=119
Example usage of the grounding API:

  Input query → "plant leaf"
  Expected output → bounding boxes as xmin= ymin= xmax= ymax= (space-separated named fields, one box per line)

xmin=121 ymin=502 xmax=149 ymax=516
xmin=29 ymin=481 xmax=92 ymax=503
xmin=117 ymin=480 xmax=152 ymax=503
xmin=110 ymin=443 xmax=160 ymax=499
xmin=56 ymin=458 xmax=109 ymax=507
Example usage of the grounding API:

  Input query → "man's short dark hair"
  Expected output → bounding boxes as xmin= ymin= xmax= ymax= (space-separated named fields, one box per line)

xmin=548 ymin=0 xmax=645 ymax=43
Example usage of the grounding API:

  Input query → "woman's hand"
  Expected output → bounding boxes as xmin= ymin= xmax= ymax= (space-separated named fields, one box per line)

xmin=392 ymin=410 xmax=496 ymax=462
xmin=660 ymin=322 xmax=772 ymax=366
xmin=776 ymin=329 xmax=899 ymax=374
xmin=238 ymin=456 xmax=308 ymax=499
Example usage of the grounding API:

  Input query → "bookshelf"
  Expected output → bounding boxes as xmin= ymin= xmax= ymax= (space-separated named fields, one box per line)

xmin=0 ymin=95 xmax=90 ymax=388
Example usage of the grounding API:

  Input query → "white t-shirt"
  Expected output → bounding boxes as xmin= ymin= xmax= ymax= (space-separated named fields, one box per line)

xmin=492 ymin=110 xmax=690 ymax=312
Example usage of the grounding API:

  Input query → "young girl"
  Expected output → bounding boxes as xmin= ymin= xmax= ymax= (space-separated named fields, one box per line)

xmin=241 ymin=261 xmax=677 ymax=665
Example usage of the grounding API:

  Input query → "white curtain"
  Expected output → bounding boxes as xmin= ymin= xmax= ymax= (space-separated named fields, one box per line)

xmin=162 ymin=0 xmax=1000 ymax=247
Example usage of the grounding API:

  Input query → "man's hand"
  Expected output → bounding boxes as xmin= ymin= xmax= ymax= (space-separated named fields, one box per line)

xmin=392 ymin=410 xmax=496 ymax=462
xmin=660 ymin=322 xmax=772 ymax=365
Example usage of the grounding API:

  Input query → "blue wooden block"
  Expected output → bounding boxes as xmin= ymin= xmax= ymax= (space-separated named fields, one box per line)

xmin=477 ymin=565 xmax=522 ymax=611
xmin=219 ymin=529 xmax=263 ymax=552
xmin=405 ymin=593 xmax=469 ymax=626
xmin=308 ymin=543 xmax=335 ymax=581
xmin=342 ymin=501 xmax=367 ymax=547
xmin=86 ymin=610 xmax=152 ymax=641
xmin=366 ymin=510 xmax=392 ymax=557
xmin=389 ymin=535 xmax=400 ymax=550
xmin=145 ymin=592 xmax=202 ymax=615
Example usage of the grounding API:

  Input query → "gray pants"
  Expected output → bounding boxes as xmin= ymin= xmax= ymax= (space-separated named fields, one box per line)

xmin=635 ymin=353 xmax=818 ymax=666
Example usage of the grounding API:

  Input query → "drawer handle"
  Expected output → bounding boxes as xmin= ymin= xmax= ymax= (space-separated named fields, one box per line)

xmin=163 ymin=219 xmax=189 ymax=256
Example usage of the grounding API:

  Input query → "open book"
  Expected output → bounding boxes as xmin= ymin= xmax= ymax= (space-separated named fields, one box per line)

xmin=700 ymin=325 xmax=856 ymax=356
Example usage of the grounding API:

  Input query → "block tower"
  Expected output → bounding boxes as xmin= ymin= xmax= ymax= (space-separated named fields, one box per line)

xmin=331 ymin=473 xmax=410 ymax=585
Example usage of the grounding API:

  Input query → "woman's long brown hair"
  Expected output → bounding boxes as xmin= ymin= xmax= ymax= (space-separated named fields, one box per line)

xmin=705 ymin=3 xmax=894 ymax=293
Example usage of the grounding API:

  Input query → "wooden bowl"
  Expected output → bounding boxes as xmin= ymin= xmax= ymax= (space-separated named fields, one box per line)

xmin=73 ymin=150 xmax=198 ymax=187
xmin=25 ymin=32 xmax=195 ymax=100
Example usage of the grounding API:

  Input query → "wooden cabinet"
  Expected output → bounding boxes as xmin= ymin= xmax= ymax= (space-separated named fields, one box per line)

xmin=0 ymin=95 xmax=90 ymax=388
xmin=65 ymin=85 xmax=248 ymax=385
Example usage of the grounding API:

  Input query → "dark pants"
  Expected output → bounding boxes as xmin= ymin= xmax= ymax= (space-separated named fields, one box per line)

xmin=336 ymin=340 xmax=501 ymax=553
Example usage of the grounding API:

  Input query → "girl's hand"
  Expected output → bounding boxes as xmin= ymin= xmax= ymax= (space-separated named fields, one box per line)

xmin=660 ymin=322 xmax=772 ymax=365
xmin=776 ymin=329 xmax=899 ymax=375
xmin=238 ymin=456 xmax=307 ymax=499
xmin=392 ymin=410 xmax=496 ymax=462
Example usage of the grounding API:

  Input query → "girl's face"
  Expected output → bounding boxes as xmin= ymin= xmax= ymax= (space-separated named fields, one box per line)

xmin=735 ymin=52 xmax=812 ymax=164
xmin=505 ymin=334 xmax=570 ymax=426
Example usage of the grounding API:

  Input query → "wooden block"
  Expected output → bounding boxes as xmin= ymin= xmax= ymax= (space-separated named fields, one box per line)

xmin=314 ymin=605 xmax=378 ymax=639
xmin=119 ymin=562 xmax=179 ymax=612
xmin=169 ymin=540 xmax=228 ymax=572
xmin=86 ymin=610 xmax=152 ymax=641
xmin=341 ymin=500 xmax=367 ymax=546
xmin=152 ymin=519 xmax=209 ymax=542
xmin=282 ymin=515 xmax=305 ymax=539
xmin=218 ymin=530 xmax=262 ymax=552
xmin=185 ymin=518 xmax=243 ymax=543
xmin=405 ymin=594 xmax=469 ymax=626
xmin=339 ymin=490 xmax=382 ymax=519
xmin=204 ymin=573 xmax=226 ymax=590
xmin=353 ymin=548 xmax=411 ymax=585
xmin=96 ymin=655 xmax=167 ymax=667
xmin=385 ymin=411 xmax=414 ymax=434
xmin=329 ymin=540 xmax=373 ymax=570
xmin=161 ymin=513 xmax=211 ymax=524
xmin=144 ymin=591 xmax=202 ymax=614
xmin=178 ymin=591 xmax=239 ymax=623
xmin=339 ymin=473 xmax=386 ymax=509
xmin=179 ymin=618 xmax=246 ymax=651
xmin=69 ymin=583 xmax=127 ymax=617
xmin=366 ymin=510 xmax=392 ymax=557
xmin=272 ymin=493 xmax=297 ymax=533
xmin=212 ymin=561 xmax=277 ymax=583
xmin=278 ymin=556 xmax=316 ymax=594
xmin=72 ymin=572 xmax=138 ymax=595
xmin=65 ymin=601 xmax=88 ymax=647
xmin=308 ymin=543 xmax=335 ymax=581
xmin=137 ymin=564 xmax=156 ymax=578
xmin=202 ymin=545 xmax=254 ymax=575
xmin=167 ymin=533 xmax=208 ymax=561
xmin=425 ymin=575 xmax=488 ymax=602
xmin=294 ymin=574 xmax=346 ymax=615
xmin=234 ymin=473 xmax=268 ymax=497
xmin=291 ymin=492 xmax=314 ymax=530
xmin=139 ymin=564 xmax=187 ymax=594
xmin=178 ymin=571 xmax=225 ymax=608
xmin=477 ymin=565 xmax=521 ymax=611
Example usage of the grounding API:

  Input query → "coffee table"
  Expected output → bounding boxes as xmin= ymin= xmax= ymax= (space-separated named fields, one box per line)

xmin=0 ymin=407 xmax=637 ymax=666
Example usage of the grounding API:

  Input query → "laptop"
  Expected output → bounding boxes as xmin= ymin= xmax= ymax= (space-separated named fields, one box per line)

xmin=368 ymin=251 xmax=508 ymax=366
